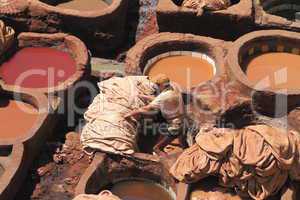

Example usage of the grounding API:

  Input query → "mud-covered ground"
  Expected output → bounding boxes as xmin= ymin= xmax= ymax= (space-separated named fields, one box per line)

xmin=15 ymin=132 xmax=90 ymax=200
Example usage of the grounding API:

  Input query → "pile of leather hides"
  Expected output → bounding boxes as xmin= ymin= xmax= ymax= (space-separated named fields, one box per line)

xmin=182 ymin=0 xmax=231 ymax=12
xmin=73 ymin=191 xmax=120 ymax=200
xmin=170 ymin=125 xmax=300 ymax=199
xmin=81 ymin=76 xmax=156 ymax=155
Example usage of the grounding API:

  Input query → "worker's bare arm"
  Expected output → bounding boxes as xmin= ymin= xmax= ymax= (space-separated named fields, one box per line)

xmin=138 ymin=94 xmax=155 ymax=102
xmin=124 ymin=104 xmax=158 ymax=120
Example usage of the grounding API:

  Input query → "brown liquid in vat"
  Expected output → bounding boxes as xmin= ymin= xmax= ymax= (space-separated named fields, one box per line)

xmin=246 ymin=53 xmax=300 ymax=91
xmin=110 ymin=180 xmax=174 ymax=200
xmin=148 ymin=55 xmax=214 ymax=90
xmin=57 ymin=0 xmax=109 ymax=11
xmin=0 ymin=98 xmax=38 ymax=140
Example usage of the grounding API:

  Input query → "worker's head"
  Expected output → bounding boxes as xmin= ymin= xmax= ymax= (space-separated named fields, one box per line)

xmin=150 ymin=74 xmax=170 ymax=92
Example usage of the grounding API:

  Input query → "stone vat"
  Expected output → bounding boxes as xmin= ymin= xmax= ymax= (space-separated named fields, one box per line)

xmin=227 ymin=29 xmax=300 ymax=117
xmin=0 ymin=0 xmax=128 ymax=53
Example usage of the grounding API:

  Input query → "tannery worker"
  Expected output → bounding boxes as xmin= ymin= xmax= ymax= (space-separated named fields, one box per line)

xmin=81 ymin=74 xmax=180 ymax=156
xmin=182 ymin=0 xmax=232 ymax=15
xmin=125 ymin=74 xmax=185 ymax=155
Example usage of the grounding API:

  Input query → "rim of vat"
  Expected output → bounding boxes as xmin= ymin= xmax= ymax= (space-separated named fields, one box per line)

xmin=125 ymin=32 xmax=226 ymax=89
xmin=0 ymin=85 xmax=50 ymax=145
xmin=75 ymin=153 xmax=180 ymax=199
xmin=0 ymin=32 xmax=89 ymax=94
xmin=31 ymin=0 xmax=123 ymax=17
xmin=228 ymin=29 xmax=300 ymax=95
xmin=157 ymin=0 xmax=252 ymax=17
xmin=0 ymin=143 xmax=24 ymax=197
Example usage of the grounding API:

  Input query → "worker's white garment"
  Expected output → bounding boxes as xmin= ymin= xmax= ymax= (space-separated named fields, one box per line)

xmin=81 ymin=76 xmax=156 ymax=155
xmin=149 ymin=89 xmax=185 ymax=135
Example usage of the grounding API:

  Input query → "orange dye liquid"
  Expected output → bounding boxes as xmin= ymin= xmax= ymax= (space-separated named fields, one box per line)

xmin=148 ymin=55 xmax=214 ymax=90
xmin=246 ymin=53 xmax=300 ymax=91
xmin=0 ymin=99 xmax=38 ymax=140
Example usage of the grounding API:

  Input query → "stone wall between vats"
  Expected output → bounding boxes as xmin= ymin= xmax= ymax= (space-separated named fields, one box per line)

xmin=0 ymin=0 xmax=128 ymax=54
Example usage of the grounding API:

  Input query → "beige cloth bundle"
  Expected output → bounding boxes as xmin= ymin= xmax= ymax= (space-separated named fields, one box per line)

xmin=182 ymin=0 xmax=231 ymax=15
xmin=170 ymin=125 xmax=300 ymax=200
xmin=81 ymin=76 xmax=156 ymax=155
xmin=73 ymin=191 xmax=121 ymax=200
xmin=0 ymin=20 xmax=14 ymax=55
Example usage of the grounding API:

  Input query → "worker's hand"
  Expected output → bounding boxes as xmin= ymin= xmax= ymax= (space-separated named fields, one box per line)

xmin=124 ymin=110 xmax=141 ymax=121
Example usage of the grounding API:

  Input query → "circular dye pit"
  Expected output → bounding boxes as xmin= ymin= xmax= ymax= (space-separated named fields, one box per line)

xmin=109 ymin=179 xmax=175 ymax=200
xmin=40 ymin=0 xmax=111 ymax=11
xmin=0 ymin=97 xmax=38 ymax=140
xmin=0 ymin=47 xmax=77 ymax=89
xmin=246 ymin=52 xmax=300 ymax=91
xmin=261 ymin=0 xmax=300 ymax=21
xmin=145 ymin=52 xmax=216 ymax=90
xmin=228 ymin=30 xmax=300 ymax=116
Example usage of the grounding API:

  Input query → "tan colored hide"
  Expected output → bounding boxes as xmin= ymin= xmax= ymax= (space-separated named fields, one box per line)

xmin=171 ymin=125 xmax=300 ymax=199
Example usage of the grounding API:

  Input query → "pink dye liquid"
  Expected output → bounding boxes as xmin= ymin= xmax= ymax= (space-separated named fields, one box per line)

xmin=0 ymin=47 xmax=77 ymax=88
